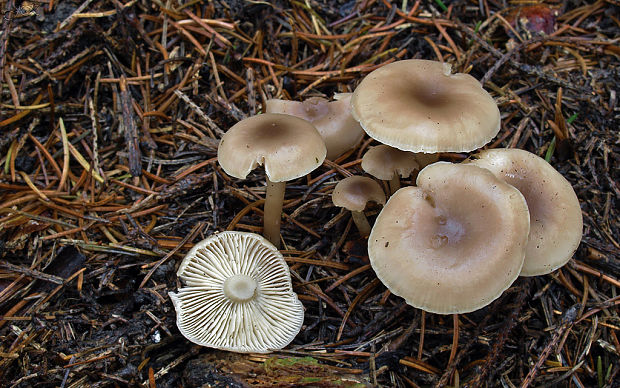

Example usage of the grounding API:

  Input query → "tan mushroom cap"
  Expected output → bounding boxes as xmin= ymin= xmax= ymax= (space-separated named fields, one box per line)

xmin=465 ymin=148 xmax=583 ymax=276
xmin=169 ymin=231 xmax=304 ymax=353
xmin=218 ymin=113 xmax=326 ymax=182
xmin=368 ymin=162 xmax=530 ymax=314
xmin=361 ymin=145 xmax=420 ymax=180
xmin=265 ymin=94 xmax=364 ymax=160
xmin=332 ymin=176 xmax=386 ymax=212
xmin=351 ymin=59 xmax=501 ymax=153
xmin=414 ymin=153 xmax=440 ymax=169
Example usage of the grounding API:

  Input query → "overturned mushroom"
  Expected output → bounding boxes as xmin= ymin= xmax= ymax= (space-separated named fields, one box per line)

xmin=361 ymin=145 xmax=420 ymax=194
xmin=265 ymin=93 xmax=364 ymax=160
xmin=332 ymin=176 xmax=386 ymax=237
xmin=466 ymin=148 xmax=582 ymax=276
xmin=368 ymin=162 xmax=530 ymax=314
xmin=218 ymin=113 xmax=326 ymax=248
xmin=169 ymin=231 xmax=304 ymax=353
xmin=351 ymin=59 xmax=500 ymax=153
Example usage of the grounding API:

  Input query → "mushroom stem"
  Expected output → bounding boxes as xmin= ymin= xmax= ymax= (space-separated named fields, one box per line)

xmin=389 ymin=175 xmax=401 ymax=194
xmin=264 ymin=178 xmax=286 ymax=248
xmin=223 ymin=274 xmax=258 ymax=303
xmin=351 ymin=211 xmax=371 ymax=238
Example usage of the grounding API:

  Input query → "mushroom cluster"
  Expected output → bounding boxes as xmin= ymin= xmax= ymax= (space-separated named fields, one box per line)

xmin=369 ymin=162 xmax=531 ymax=314
xmin=170 ymin=93 xmax=363 ymax=353
xmin=266 ymin=93 xmax=365 ymax=160
xmin=218 ymin=94 xmax=364 ymax=248
xmin=170 ymin=58 xmax=583 ymax=356
xmin=343 ymin=59 xmax=582 ymax=314
xmin=364 ymin=150 xmax=582 ymax=314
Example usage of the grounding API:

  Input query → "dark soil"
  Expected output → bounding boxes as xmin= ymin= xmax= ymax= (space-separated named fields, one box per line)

xmin=0 ymin=0 xmax=618 ymax=387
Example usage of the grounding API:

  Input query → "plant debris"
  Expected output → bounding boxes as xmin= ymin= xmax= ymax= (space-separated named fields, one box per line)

xmin=0 ymin=0 xmax=618 ymax=387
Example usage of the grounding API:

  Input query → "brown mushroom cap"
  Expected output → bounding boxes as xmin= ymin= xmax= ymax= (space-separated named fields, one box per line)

xmin=361 ymin=145 xmax=420 ymax=180
xmin=332 ymin=176 xmax=386 ymax=212
xmin=465 ymin=148 xmax=583 ymax=276
xmin=351 ymin=59 xmax=500 ymax=153
xmin=265 ymin=94 xmax=364 ymax=160
xmin=368 ymin=162 xmax=530 ymax=314
xmin=217 ymin=113 xmax=326 ymax=182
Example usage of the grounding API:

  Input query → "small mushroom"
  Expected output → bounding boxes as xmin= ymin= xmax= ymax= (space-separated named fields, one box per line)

xmin=351 ymin=59 xmax=500 ymax=153
xmin=332 ymin=176 xmax=386 ymax=237
xmin=218 ymin=113 xmax=326 ymax=248
xmin=368 ymin=162 xmax=530 ymax=314
xmin=465 ymin=148 xmax=582 ymax=276
xmin=361 ymin=145 xmax=420 ymax=194
xmin=169 ymin=231 xmax=304 ymax=353
xmin=266 ymin=93 xmax=364 ymax=160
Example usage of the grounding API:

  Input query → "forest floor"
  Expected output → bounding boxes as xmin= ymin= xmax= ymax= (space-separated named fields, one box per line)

xmin=0 ymin=0 xmax=618 ymax=387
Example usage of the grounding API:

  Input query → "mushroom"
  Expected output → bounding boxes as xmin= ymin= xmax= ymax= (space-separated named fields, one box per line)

xmin=368 ymin=162 xmax=530 ymax=314
xmin=413 ymin=153 xmax=440 ymax=169
xmin=265 ymin=93 xmax=364 ymax=160
xmin=332 ymin=176 xmax=386 ymax=237
xmin=350 ymin=59 xmax=500 ymax=153
xmin=465 ymin=148 xmax=582 ymax=276
xmin=218 ymin=113 xmax=326 ymax=248
xmin=169 ymin=231 xmax=304 ymax=353
xmin=361 ymin=145 xmax=420 ymax=194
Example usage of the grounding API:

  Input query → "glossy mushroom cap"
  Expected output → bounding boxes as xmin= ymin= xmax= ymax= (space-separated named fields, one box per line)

xmin=218 ymin=113 xmax=326 ymax=182
xmin=332 ymin=176 xmax=386 ymax=212
xmin=265 ymin=94 xmax=364 ymax=160
xmin=368 ymin=162 xmax=530 ymax=314
xmin=169 ymin=231 xmax=304 ymax=353
xmin=351 ymin=59 xmax=500 ymax=153
xmin=466 ymin=148 xmax=583 ymax=276
xmin=361 ymin=145 xmax=420 ymax=180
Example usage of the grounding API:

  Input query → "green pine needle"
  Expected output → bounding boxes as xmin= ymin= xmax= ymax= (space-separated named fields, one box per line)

xmin=545 ymin=136 xmax=557 ymax=162
xmin=434 ymin=0 xmax=448 ymax=12
xmin=474 ymin=20 xmax=482 ymax=33
xmin=567 ymin=113 xmax=578 ymax=124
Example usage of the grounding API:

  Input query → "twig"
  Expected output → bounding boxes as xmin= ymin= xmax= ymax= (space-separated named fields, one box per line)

xmin=119 ymin=76 xmax=142 ymax=176
xmin=139 ymin=222 xmax=206 ymax=288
